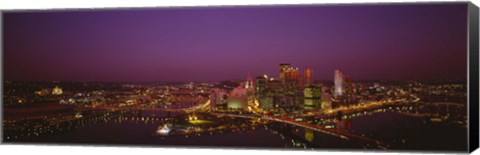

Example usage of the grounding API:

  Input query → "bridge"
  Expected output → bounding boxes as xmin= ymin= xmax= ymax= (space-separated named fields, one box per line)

xmin=122 ymin=99 xmax=212 ymax=113
xmin=124 ymin=96 xmax=465 ymax=149
xmin=119 ymin=94 xmax=460 ymax=149
xmin=128 ymin=98 xmax=390 ymax=148
xmin=211 ymin=112 xmax=388 ymax=149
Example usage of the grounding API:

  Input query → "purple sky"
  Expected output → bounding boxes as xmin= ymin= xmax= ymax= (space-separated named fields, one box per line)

xmin=4 ymin=3 xmax=468 ymax=82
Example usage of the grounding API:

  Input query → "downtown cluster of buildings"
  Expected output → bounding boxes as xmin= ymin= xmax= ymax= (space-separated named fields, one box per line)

xmin=4 ymin=64 xmax=466 ymax=115
xmin=209 ymin=63 xmax=356 ymax=112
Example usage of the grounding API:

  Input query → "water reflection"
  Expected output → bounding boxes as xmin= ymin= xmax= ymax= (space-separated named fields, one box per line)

xmin=5 ymin=106 xmax=467 ymax=151
xmin=305 ymin=129 xmax=314 ymax=142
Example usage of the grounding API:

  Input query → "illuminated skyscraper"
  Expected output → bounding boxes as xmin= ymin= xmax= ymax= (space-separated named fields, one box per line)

xmin=298 ymin=74 xmax=304 ymax=91
xmin=255 ymin=75 xmax=268 ymax=96
xmin=304 ymin=86 xmax=321 ymax=110
xmin=334 ymin=70 xmax=345 ymax=97
xmin=245 ymin=72 xmax=256 ymax=106
xmin=321 ymin=92 xmax=332 ymax=111
xmin=279 ymin=64 xmax=291 ymax=82
xmin=291 ymin=67 xmax=299 ymax=81
xmin=245 ymin=72 xmax=255 ymax=90
xmin=265 ymin=79 xmax=283 ymax=109
xmin=283 ymin=67 xmax=299 ymax=82
xmin=210 ymin=88 xmax=227 ymax=109
xmin=304 ymin=67 xmax=313 ymax=86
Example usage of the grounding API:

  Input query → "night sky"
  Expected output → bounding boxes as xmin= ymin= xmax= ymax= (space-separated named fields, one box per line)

xmin=3 ymin=3 xmax=468 ymax=82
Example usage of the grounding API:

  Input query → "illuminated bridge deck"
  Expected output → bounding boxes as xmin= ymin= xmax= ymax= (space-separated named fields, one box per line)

xmin=211 ymin=113 xmax=388 ymax=149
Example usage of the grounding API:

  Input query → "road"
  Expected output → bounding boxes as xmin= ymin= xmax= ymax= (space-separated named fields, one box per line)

xmin=211 ymin=112 xmax=388 ymax=149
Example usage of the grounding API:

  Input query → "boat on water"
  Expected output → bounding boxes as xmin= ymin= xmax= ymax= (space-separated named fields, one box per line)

xmin=156 ymin=124 xmax=172 ymax=135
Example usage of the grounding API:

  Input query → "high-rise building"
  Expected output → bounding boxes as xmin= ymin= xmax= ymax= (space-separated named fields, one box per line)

xmin=265 ymin=79 xmax=283 ymax=109
xmin=321 ymin=92 xmax=332 ymax=112
xmin=210 ymin=88 xmax=227 ymax=109
xmin=284 ymin=67 xmax=299 ymax=81
xmin=282 ymin=67 xmax=298 ymax=88
xmin=298 ymin=74 xmax=305 ymax=91
xmin=334 ymin=70 xmax=345 ymax=97
xmin=304 ymin=86 xmax=321 ymax=110
xmin=245 ymin=72 xmax=256 ymax=106
xmin=304 ymin=67 xmax=313 ymax=86
xmin=245 ymin=72 xmax=255 ymax=90
xmin=279 ymin=64 xmax=291 ymax=82
xmin=255 ymin=75 xmax=268 ymax=96
xmin=291 ymin=67 xmax=299 ymax=81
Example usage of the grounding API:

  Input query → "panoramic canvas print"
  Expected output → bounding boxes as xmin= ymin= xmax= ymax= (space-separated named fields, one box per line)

xmin=2 ymin=3 xmax=473 ymax=152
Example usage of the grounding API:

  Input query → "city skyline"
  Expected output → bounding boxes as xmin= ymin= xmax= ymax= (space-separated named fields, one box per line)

xmin=4 ymin=3 xmax=468 ymax=82
xmin=2 ymin=3 xmax=473 ymax=152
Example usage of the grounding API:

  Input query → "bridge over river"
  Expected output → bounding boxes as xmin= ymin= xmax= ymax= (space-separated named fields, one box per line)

xmin=211 ymin=112 xmax=389 ymax=149
xmin=117 ymin=98 xmax=390 ymax=148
